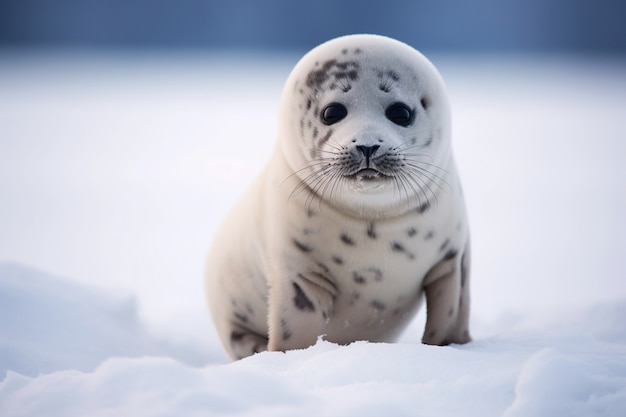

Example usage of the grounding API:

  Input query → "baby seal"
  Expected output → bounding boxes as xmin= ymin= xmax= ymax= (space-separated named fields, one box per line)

xmin=206 ymin=34 xmax=471 ymax=360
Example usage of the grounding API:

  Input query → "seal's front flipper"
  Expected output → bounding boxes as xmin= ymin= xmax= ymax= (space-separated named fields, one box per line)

xmin=267 ymin=271 xmax=337 ymax=352
xmin=421 ymin=242 xmax=471 ymax=345
xmin=226 ymin=323 xmax=268 ymax=360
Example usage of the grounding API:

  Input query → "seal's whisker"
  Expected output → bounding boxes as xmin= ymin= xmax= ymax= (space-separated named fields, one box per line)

xmin=402 ymin=157 xmax=448 ymax=171
xmin=404 ymin=162 xmax=450 ymax=191
xmin=327 ymin=138 xmax=349 ymax=152
xmin=288 ymin=164 xmax=336 ymax=202
xmin=401 ymin=168 xmax=441 ymax=207
xmin=396 ymin=171 xmax=429 ymax=208
xmin=392 ymin=174 xmax=414 ymax=207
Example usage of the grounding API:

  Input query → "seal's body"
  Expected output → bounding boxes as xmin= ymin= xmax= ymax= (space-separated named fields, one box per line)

xmin=206 ymin=34 xmax=471 ymax=360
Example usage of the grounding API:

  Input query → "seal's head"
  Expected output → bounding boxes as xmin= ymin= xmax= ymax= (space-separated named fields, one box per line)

xmin=278 ymin=34 xmax=452 ymax=219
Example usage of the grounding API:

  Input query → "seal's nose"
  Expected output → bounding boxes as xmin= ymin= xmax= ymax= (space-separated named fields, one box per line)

xmin=356 ymin=145 xmax=380 ymax=160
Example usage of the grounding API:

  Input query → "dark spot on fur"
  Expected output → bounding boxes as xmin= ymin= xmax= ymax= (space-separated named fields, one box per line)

xmin=439 ymin=239 xmax=450 ymax=252
xmin=391 ymin=241 xmax=415 ymax=259
xmin=312 ymin=126 xmax=318 ymax=139
xmin=281 ymin=319 xmax=292 ymax=340
xmin=234 ymin=312 xmax=248 ymax=323
xmin=306 ymin=98 xmax=312 ymax=110
xmin=461 ymin=252 xmax=468 ymax=288
xmin=306 ymin=59 xmax=360 ymax=92
xmin=353 ymin=267 xmax=383 ymax=284
xmin=338 ymin=70 xmax=358 ymax=81
xmin=292 ymin=282 xmax=315 ymax=312
xmin=448 ymin=307 xmax=455 ymax=317
xmin=293 ymin=238 xmax=313 ymax=253
xmin=418 ymin=202 xmax=431 ymax=214
xmin=424 ymin=231 xmax=434 ymax=240
xmin=392 ymin=308 xmax=401 ymax=316
xmin=420 ymin=96 xmax=430 ymax=110
xmin=230 ymin=331 xmax=245 ymax=342
xmin=307 ymin=59 xmax=336 ymax=89
xmin=353 ymin=272 xmax=366 ymax=284
xmin=428 ymin=330 xmax=436 ymax=339
xmin=332 ymin=256 xmax=344 ymax=265
xmin=318 ymin=129 xmax=333 ymax=147
xmin=444 ymin=248 xmax=458 ymax=260
xmin=340 ymin=233 xmax=355 ymax=246
xmin=371 ymin=300 xmax=386 ymax=311
xmin=407 ymin=227 xmax=417 ymax=237
xmin=367 ymin=222 xmax=377 ymax=239
xmin=391 ymin=241 xmax=404 ymax=252
xmin=317 ymin=262 xmax=331 ymax=274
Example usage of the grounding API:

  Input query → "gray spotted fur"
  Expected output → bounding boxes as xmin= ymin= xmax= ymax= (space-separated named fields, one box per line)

xmin=206 ymin=35 xmax=471 ymax=360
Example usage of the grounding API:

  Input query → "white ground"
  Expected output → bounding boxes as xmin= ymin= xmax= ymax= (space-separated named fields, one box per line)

xmin=0 ymin=50 xmax=625 ymax=416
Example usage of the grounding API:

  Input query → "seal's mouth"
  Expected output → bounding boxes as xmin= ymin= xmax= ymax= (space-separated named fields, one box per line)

xmin=345 ymin=168 xmax=390 ymax=192
xmin=351 ymin=168 xmax=385 ymax=181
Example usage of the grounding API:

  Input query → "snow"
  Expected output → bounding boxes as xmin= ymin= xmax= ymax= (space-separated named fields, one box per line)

xmin=1 ymin=50 xmax=625 ymax=416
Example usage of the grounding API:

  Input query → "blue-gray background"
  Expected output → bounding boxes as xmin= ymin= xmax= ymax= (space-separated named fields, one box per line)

xmin=1 ymin=0 xmax=625 ymax=54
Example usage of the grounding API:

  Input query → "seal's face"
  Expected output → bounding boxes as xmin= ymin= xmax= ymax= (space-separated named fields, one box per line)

xmin=279 ymin=35 xmax=452 ymax=218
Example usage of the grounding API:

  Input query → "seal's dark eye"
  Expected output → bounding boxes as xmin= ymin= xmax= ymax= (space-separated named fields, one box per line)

xmin=385 ymin=102 xmax=413 ymax=127
xmin=321 ymin=103 xmax=347 ymax=125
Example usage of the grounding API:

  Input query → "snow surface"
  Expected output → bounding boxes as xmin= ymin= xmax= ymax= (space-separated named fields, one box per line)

xmin=1 ymin=50 xmax=625 ymax=416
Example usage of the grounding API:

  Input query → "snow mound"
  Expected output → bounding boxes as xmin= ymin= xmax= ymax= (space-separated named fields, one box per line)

xmin=504 ymin=348 xmax=626 ymax=416
xmin=0 ymin=263 xmax=207 ymax=377
xmin=1 ymin=263 xmax=625 ymax=416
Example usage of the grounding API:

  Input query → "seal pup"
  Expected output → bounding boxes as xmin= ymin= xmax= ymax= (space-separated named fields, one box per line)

xmin=206 ymin=34 xmax=471 ymax=360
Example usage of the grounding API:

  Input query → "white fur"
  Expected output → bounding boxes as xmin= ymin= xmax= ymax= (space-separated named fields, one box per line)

xmin=206 ymin=35 xmax=471 ymax=360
